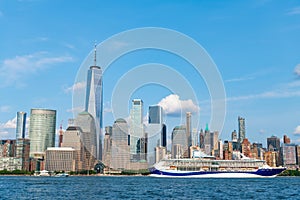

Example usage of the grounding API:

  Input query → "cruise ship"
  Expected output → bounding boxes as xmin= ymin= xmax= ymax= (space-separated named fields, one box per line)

xmin=150 ymin=157 xmax=286 ymax=178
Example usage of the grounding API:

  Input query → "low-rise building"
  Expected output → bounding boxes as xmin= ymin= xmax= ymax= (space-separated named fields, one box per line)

xmin=45 ymin=147 xmax=76 ymax=172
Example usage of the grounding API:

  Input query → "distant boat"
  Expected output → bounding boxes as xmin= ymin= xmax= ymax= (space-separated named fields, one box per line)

xmin=54 ymin=173 xmax=69 ymax=177
xmin=34 ymin=170 xmax=50 ymax=177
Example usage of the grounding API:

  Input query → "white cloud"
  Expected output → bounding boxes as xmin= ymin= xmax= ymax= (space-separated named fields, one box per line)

xmin=225 ymin=76 xmax=254 ymax=83
xmin=66 ymin=106 xmax=84 ymax=113
xmin=143 ymin=113 xmax=149 ymax=126
xmin=292 ymin=138 xmax=300 ymax=144
xmin=287 ymin=80 xmax=300 ymax=88
xmin=0 ymin=130 xmax=12 ymax=139
xmin=1 ymin=117 xmax=17 ymax=129
xmin=104 ymin=107 xmax=112 ymax=113
xmin=0 ymin=117 xmax=17 ymax=139
xmin=106 ymin=40 xmax=130 ymax=52
xmin=63 ymin=43 xmax=76 ymax=49
xmin=158 ymin=94 xmax=200 ymax=116
xmin=64 ymin=81 xmax=86 ymax=93
xmin=0 ymin=116 xmax=30 ymax=139
xmin=0 ymin=52 xmax=73 ymax=87
xmin=259 ymin=129 xmax=266 ymax=134
xmin=101 ymin=101 xmax=112 ymax=114
xmin=295 ymin=64 xmax=300 ymax=77
xmin=294 ymin=125 xmax=300 ymax=135
xmin=227 ymin=89 xmax=300 ymax=101
xmin=25 ymin=117 xmax=30 ymax=129
xmin=286 ymin=7 xmax=300 ymax=15
xmin=0 ymin=105 xmax=11 ymax=113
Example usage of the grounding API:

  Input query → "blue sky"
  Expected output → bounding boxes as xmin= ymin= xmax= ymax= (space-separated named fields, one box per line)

xmin=0 ymin=0 xmax=300 ymax=147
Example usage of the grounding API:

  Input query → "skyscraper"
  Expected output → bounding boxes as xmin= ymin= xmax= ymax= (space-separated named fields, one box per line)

xmin=74 ymin=111 xmax=97 ymax=160
xmin=186 ymin=112 xmax=192 ymax=151
xmin=16 ymin=111 xmax=27 ymax=139
xmin=103 ymin=126 xmax=112 ymax=167
xmin=238 ymin=116 xmax=245 ymax=144
xmin=204 ymin=125 xmax=211 ymax=155
xmin=199 ymin=129 xmax=204 ymax=148
xmin=149 ymin=105 xmax=163 ymax=124
xmin=85 ymin=45 xmax=103 ymax=160
xmin=130 ymin=99 xmax=144 ymax=160
xmin=111 ymin=118 xmax=130 ymax=170
xmin=191 ymin=129 xmax=199 ymax=147
xmin=147 ymin=105 xmax=164 ymax=165
xmin=29 ymin=109 xmax=56 ymax=158
xmin=231 ymin=130 xmax=238 ymax=142
xmin=62 ymin=126 xmax=85 ymax=171
xmin=171 ymin=125 xmax=188 ymax=158
xmin=283 ymin=135 xmax=291 ymax=144
xmin=281 ymin=144 xmax=297 ymax=167
xmin=162 ymin=124 xmax=167 ymax=147
xmin=267 ymin=136 xmax=280 ymax=151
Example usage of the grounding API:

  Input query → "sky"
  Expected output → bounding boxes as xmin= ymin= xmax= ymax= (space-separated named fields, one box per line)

xmin=0 ymin=0 xmax=300 ymax=148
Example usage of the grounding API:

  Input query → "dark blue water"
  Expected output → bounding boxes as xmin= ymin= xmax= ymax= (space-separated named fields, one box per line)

xmin=0 ymin=176 xmax=299 ymax=199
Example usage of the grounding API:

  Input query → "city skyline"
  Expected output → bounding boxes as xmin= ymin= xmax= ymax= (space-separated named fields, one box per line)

xmin=0 ymin=1 xmax=300 ymax=146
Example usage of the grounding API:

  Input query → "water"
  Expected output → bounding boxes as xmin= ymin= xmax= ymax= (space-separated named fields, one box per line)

xmin=0 ymin=176 xmax=299 ymax=199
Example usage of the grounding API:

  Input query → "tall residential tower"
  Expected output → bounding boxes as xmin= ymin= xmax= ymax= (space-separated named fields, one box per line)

xmin=238 ymin=116 xmax=245 ymax=144
xmin=16 ymin=111 xmax=27 ymax=139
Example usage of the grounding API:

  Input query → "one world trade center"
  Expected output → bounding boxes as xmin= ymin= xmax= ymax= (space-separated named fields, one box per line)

xmin=85 ymin=44 xmax=103 ymax=160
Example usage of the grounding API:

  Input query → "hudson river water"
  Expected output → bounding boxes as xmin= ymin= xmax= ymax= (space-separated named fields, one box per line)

xmin=0 ymin=176 xmax=300 ymax=199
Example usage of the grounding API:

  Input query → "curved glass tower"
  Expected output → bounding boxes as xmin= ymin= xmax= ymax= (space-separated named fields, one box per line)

xmin=16 ymin=111 xmax=27 ymax=139
xmin=29 ymin=109 xmax=56 ymax=158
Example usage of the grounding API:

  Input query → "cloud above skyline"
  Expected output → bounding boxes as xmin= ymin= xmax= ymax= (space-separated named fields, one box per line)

xmin=0 ymin=116 xmax=30 ymax=139
xmin=286 ymin=7 xmax=300 ymax=15
xmin=0 ymin=52 xmax=73 ymax=87
xmin=225 ymin=76 xmax=255 ymax=83
xmin=0 ymin=105 xmax=11 ymax=113
xmin=0 ymin=117 xmax=17 ymax=129
xmin=158 ymin=94 xmax=200 ymax=116
xmin=294 ymin=125 xmax=300 ymax=135
xmin=295 ymin=64 xmax=300 ymax=77
xmin=64 ymin=81 xmax=86 ymax=93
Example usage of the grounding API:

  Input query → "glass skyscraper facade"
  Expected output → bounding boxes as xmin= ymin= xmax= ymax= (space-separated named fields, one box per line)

xmin=29 ymin=109 xmax=56 ymax=158
xmin=186 ymin=112 xmax=192 ymax=156
xmin=149 ymin=106 xmax=162 ymax=124
xmin=85 ymin=64 xmax=103 ymax=160
xmin=111 ymin=118 xmax=130 ymax=169
xmin=16 ymin=111 xmax=26 ymax=139
xmin=171 ymin=125 xmax=188 ymax=158
xmin=74 ymin=111 xmax=97 ymax=160
xmin=130 ymin=99 xmax=145 ymax=160
xmin=147 ymin=105 xmax=164 ymax=165
xmin=267 ymin=136 xmax=281 ymax=151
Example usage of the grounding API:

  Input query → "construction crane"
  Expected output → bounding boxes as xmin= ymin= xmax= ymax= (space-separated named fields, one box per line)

xmin=58 ymin=120 xmax=64 ymax=147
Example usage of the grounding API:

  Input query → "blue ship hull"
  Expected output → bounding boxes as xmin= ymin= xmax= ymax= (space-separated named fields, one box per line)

xmin=150 ymin=167 xmax=285 ymax=178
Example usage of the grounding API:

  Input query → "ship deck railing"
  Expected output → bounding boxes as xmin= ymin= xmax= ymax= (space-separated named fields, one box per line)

xmin=160 ymin=159 xmax=266 ymax=170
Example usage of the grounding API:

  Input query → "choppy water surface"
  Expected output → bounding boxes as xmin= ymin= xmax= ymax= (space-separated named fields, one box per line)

xmin=0 ymin=176 xmax=299 ymax=199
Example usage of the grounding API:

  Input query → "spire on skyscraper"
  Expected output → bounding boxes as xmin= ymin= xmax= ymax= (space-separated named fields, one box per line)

xmin=94 ymin=42 xmax=97 ymax=66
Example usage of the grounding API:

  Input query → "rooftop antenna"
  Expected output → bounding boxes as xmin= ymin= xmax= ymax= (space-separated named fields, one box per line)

xmin=94 ymin=41 xmax=97 ymax=66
